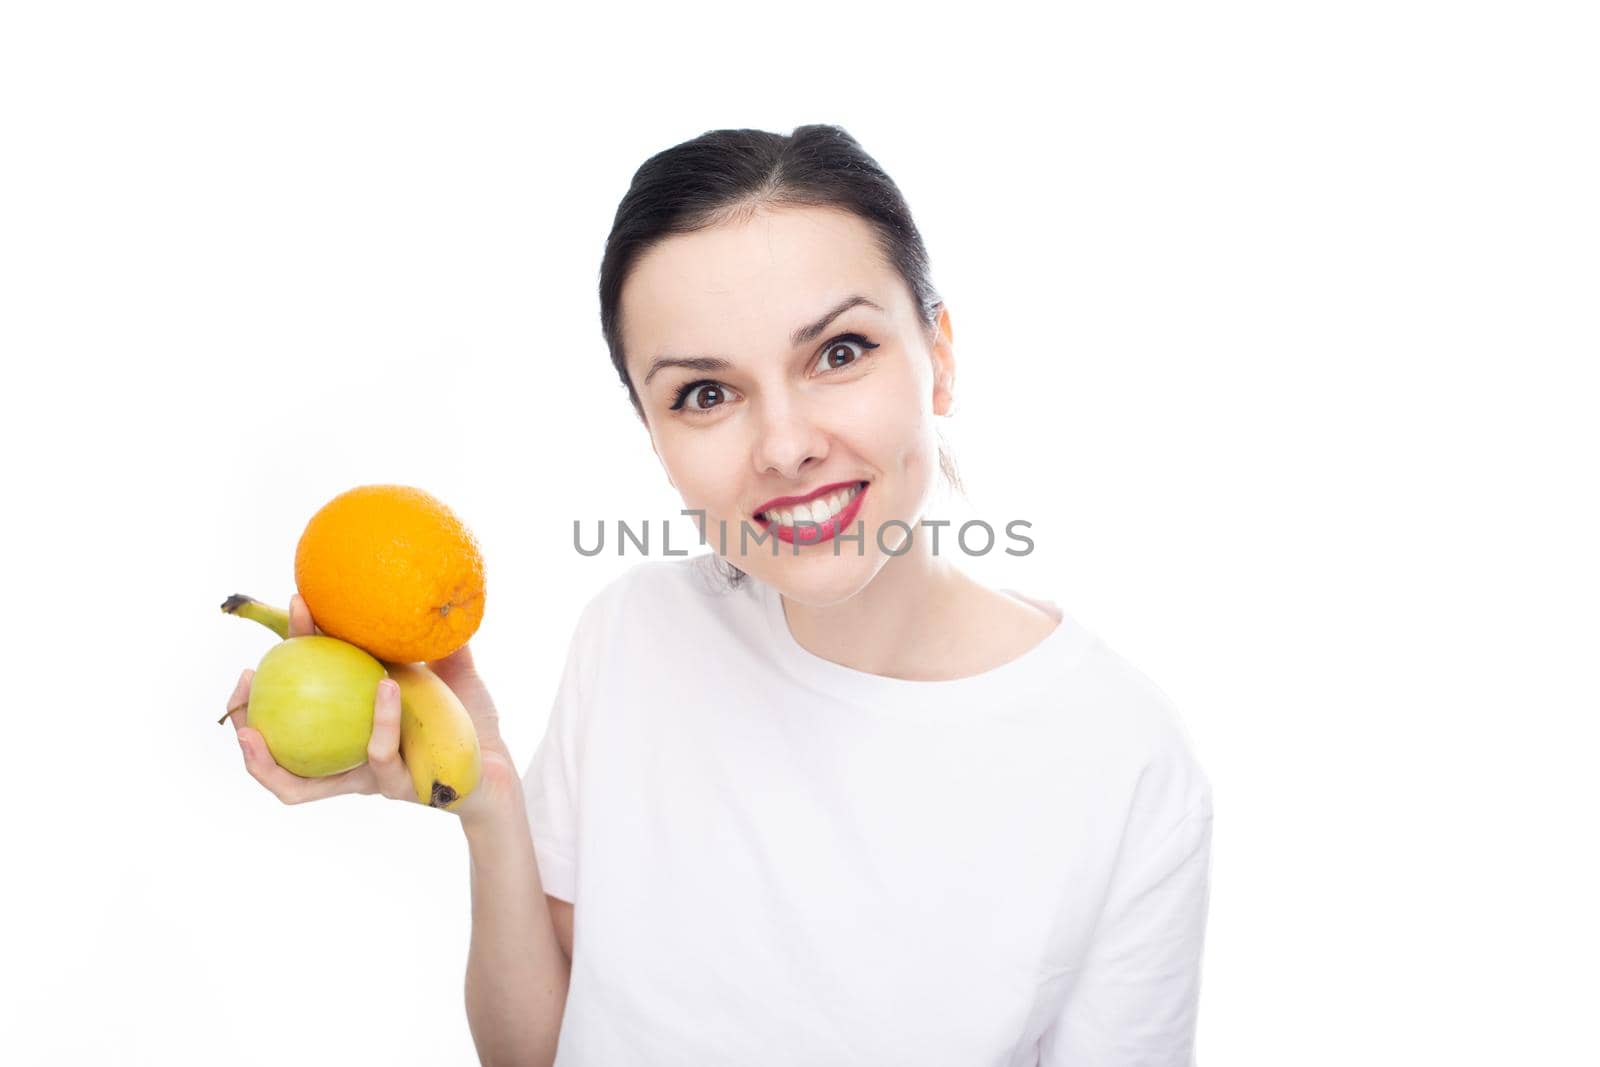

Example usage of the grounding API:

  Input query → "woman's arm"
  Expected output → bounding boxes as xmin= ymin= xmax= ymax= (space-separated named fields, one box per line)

xmin=462 ymin=783 xmax=571 ymax=1067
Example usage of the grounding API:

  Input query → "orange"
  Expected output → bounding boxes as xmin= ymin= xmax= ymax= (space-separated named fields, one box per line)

xmin=294 ymin=484 xmax=486 ymax=664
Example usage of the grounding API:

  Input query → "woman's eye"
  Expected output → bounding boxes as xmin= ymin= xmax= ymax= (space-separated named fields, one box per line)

xmin=670 ymin=381 xmax=734 ymax=414
xmin=814 ymin=334 xmax=880 ymax=374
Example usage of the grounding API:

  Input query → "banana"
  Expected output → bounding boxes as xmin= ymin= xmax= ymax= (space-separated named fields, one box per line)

xmin=220 ymin=594 xmax=291 ymax=639
xmin=383 ymin=659 xmax=482 ymax=809
xmin=221 ymin=594 xmax=482 ymax=810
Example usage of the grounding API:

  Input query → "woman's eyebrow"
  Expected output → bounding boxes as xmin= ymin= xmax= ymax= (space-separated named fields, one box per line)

xmin=789 ymin=294 xmax=884 ymax=346
xmin=643 ymin=354 xmax=733 ymax=387
xmin=642 ymin=294 xmax=885 ymax=386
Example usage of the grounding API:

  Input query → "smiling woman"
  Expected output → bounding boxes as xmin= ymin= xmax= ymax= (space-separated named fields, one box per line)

xmin=598 ymin=127 xmax=966 ymax=594
xmin=482 ymin=125 xmax=1213 ymax=1067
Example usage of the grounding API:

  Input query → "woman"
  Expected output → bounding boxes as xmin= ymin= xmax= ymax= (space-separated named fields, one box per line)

xmin=225 ymin=124 xmax=1213 ymax=1067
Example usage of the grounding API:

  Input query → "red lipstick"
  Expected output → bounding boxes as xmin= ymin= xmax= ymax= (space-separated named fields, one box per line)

xmin=753 ymin=480 xmax=869 ymax=546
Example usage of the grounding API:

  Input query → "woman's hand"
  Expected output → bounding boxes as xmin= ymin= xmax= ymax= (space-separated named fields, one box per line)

xmin=223 ymin=594 xmax=523 ymax=825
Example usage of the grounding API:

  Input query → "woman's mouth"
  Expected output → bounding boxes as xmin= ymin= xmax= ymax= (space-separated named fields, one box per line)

xmin=754 ymin=481 xmax=869 ymax=546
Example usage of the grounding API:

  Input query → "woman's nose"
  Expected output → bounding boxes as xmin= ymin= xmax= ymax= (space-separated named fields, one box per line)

xmin=752 ymin=401 xmax=830 ymax=481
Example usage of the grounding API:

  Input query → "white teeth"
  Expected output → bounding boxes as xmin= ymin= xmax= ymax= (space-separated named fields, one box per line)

xmin=764 ymin=482 xmax=862 ymax=527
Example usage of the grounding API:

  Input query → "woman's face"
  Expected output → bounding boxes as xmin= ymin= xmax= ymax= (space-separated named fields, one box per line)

xmin=620 ymin=204 xmax=955 ymax=605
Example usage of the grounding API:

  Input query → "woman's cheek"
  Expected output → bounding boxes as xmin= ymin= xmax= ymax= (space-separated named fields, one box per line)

xmin=891 ymin=424 xmax=944 ymax=522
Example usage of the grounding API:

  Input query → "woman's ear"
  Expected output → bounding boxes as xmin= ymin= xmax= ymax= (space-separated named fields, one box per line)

xmin=931 ymin=304 xmax=957 ymax=417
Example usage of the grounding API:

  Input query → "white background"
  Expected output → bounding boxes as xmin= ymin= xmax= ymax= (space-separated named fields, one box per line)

xmin=3 ymin=2 xmax=1595 ymax=1063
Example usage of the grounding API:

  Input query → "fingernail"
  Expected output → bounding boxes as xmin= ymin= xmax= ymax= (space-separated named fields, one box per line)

xmin=239 ymin=736 xmax=250 ymax=760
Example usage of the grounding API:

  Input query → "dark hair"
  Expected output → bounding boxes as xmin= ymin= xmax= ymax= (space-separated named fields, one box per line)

xmin=598 ymin=124 xmax=964 ymax=588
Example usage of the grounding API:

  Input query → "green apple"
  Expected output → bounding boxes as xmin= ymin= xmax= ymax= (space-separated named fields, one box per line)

xmin=247 ymin=635 xmax=386 ymax=777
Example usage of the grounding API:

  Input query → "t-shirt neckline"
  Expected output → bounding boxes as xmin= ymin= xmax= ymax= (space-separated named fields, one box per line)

xmin=755 ymin=573 xmax=1088 ymax=715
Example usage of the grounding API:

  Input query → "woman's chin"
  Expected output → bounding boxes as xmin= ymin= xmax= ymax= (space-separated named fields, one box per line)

xmin=747 ymin=552 xmax=880 ymax=607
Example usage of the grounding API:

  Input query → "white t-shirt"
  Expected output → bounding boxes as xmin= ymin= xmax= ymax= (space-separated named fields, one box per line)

xmin=521 ymin=553 xmax=1213 ymax=1066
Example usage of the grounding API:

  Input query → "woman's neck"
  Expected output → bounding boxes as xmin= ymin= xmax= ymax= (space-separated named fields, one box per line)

xmin=775 ymin=542 xmax=1052 ymax=682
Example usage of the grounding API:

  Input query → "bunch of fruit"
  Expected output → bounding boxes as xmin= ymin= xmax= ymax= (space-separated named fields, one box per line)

xmin=220 ymin=484 xmax=486 ymax=810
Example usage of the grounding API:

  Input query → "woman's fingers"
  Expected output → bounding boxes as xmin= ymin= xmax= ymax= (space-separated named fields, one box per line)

xmin=288 ymin=593 xmax=319 ymax=638
xmin=365 ymin=679 xmax=418 ymax=803
xmin=428 ymin=641 xmax=475 ymax=681
xmin=237 ymin=724 xmax=378 ymax=804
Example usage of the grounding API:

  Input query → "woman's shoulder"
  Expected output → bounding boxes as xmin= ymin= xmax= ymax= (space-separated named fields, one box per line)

xmin=976 ymin=576 xmax=1208 ymax=809
xmin=1055 ymin=630 xmax=1212 ymax=814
